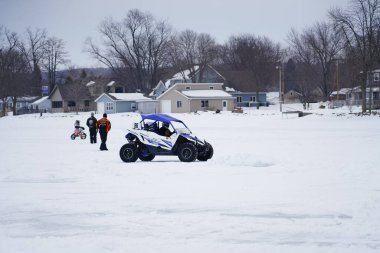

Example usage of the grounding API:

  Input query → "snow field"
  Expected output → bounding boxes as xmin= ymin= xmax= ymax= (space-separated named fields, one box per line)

xmin=0 ymin=107 xmax=380 ymax=253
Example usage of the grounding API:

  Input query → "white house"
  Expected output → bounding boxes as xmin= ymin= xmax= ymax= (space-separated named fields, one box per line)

xmin=30 ymin=96 xmax=52 ymax=112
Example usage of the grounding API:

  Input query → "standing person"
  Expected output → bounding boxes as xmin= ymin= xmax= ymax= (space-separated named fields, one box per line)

xmin=96 ymin=113 xmax=111 ymax=151
xmin=86 ymin=112 xmax=98 ymax=144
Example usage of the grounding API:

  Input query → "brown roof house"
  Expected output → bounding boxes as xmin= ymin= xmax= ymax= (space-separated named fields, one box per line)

xmin=49 ymin=82 xmax=96 ymax=113
xmin=157 ymin=83 xmax=234 ymax=113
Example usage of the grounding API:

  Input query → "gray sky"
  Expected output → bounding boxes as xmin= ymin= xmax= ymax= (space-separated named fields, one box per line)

xmin=0 ymin=0 xmax=350 ymax=68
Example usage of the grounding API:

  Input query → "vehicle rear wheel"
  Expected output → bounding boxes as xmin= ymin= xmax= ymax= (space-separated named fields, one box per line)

xmin=178 ymin=142 xmax=198 ymax=162
xmin=70 ymin=134 xmax=76 ymax=140
xmin=81 ymin=133 xmax=87 ymax=139
xmin=119 ymin=143 xmax=139 ymax=163
xmin=198 ymin=144 xmax=214 ymax=161
xmin=138 ymin=153 xmax=155 ymax=161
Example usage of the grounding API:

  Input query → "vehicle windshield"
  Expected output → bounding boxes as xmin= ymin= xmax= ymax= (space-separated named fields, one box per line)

xmin=171 ymin=121 xmax=191 ymax=134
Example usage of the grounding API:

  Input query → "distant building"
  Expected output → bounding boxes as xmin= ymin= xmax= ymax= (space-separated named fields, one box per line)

xmin=49 ymin=84 xmax=95 ymax=113
xmin=30 ymin=96 xmax=52 ymax=112
xmin=157 ymin=83 xmax=234 ymax=113
xmin=95 ymin=93 xmax=157 ymax=114
xmin=283 ymin=90 xmax=303 ymax=104
xmin=230 ymin=92 xmax=268 ymax=107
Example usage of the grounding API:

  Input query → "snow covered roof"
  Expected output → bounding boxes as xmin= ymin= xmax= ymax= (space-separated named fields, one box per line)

xmin=225 ymin=87 xmax=236 ymax=92
xmin=164 ymin=66 xmax=200 ymax=88
xmin=181 ymin=90 xmax=232 ymax=98
xmin=108 ymin=93 xmax=151 ymax=101
xmin=106 ymin=81 xmax=115 ymax=87
xmin=149 ymin=81 xmax=166 ymax=96
xmin=31 ymin=96 xmax=49 ymax=105
xmin=86 ymin=81 xmax=95 ymax=87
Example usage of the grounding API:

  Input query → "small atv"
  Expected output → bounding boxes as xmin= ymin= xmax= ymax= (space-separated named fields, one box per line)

xmin=119 ymin=114 xmax=213 ymax=163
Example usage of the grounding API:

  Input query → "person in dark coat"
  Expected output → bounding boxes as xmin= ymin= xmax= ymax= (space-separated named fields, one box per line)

xmin=86 ymin=112 xmax=98 ymax=144
xmin=158 ymin=122 xmax=172 ymax=137
xmin=96 ymin=113 xmax=111 ymax=151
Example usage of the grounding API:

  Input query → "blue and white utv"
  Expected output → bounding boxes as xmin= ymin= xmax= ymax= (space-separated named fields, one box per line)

xmin=119 ymin=114 xmax=213 ymax=163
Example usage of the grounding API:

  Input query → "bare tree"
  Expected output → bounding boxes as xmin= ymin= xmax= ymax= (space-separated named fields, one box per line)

xmin=222 ymin=35 xmax=282 ymax=109
xmin=287 ymin=22 xmax=344 ymax=101
xmin=0 ymin=26 xmax=30 ymax=116
xmin=42 ymin=37 xmax=68 ymax=92
xmin=330 ymin=0 xmax=380 ymax=112
xmin=86 ymin=9 xmax=171 ymax=92
xmin=168 ymin=30 xmax=218 ymax=82
xmin=64 ymin=67 xmax=90 ymax=114
xmin=19 ymin=27 xmax=47 ymax=95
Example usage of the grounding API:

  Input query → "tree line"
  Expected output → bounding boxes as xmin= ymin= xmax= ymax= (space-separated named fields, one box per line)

xmin=1 ymin=0 xmax=380 ymax=114
xmin=0 ymin=26 xmax=67 ymax=115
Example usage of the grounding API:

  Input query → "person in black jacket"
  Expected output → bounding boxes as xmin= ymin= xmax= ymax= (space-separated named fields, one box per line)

xmin=158 ymin=122 xmax=172 ymax=137
xmin=86 ymin=112 xmax=98 ymax=144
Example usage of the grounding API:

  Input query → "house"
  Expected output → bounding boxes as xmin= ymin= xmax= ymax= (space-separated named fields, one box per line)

xmin=95 ymin=93 xmax=157 ymax=114
xmin=230 ymin=92 xmax=268 ymax=107
xmin=157 ymin=83 xmax=234 ymax=113
xmin=283 ymin=90 xmax=303 ymax=104
xmin=330 ymin=86 xmax=380 ymax=108
xmin=29 ymin=96 xmax=52 ymax=112
xmin=149 ymin=81 xmax=167 ymax=99
xmin=49 ymin=84 xmax=95 ymax=113
xmin=5 ymin=96 xmax=39 ymax=115
xmin=150 ymin=65 xmax=226 ymax=99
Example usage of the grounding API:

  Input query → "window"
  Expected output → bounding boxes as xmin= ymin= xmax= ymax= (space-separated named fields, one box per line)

xmin=374 ymin=73 xmax=380 ymax=82
xmin=185 ymin=86 xmax=191 ymax=90
xmin=16 ymin=103 xmax=21 ymax=108
xmin=177 ymin=101 xmax=182 ymax=108
xmin=250 ymin=96 xmax=256 ymax=102
xmin=84 ymin=100 xmax=90 ymax=107
xmin=52 ymin=101 xmax=63 ymax=108
xmin=115 ymin=87 xmax=124 ymax=93
xmin=201 ymin=100 xmax=209 ymax=108
xmin=237 ymin=96 xmax=242 ymax=103
xmin=68 ymin=101 xmax=76 ymax=107
xmin=209 ymin=86 xmax=214 ymax=90
xmin=106 ymin=102 xmax=114 ymax=111
xmin=131 ymin=103 xmax=136 ymax=110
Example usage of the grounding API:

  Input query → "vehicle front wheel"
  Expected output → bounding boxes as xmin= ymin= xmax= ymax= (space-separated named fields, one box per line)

xmin=178 ymin=142 xmax=198 ymax=162
xmin=119 ymin=143 xmax=139 ymax=163
xmin=81 ymin=133 xmax=87 ymax=139
xmin=70 ymin=134 xmax=76 ymax=140
xmin=198 ymin=144 xmax=214 ymax=161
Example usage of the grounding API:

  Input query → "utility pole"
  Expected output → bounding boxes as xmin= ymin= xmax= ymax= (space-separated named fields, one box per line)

xmin=276 ymin=65 xmax=282 ymax=112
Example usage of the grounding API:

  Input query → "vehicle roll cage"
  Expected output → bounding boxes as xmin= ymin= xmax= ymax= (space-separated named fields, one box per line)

xmin=138 ymin=114 xmax=192 ymax=134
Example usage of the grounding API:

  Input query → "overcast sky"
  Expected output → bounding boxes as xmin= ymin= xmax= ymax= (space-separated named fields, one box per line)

xmin=0 ymin=0 xmax=350 ymax=68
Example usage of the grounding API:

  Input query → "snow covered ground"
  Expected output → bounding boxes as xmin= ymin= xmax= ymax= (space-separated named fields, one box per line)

xmin=1 ymin=105 xmax=380 ymax=253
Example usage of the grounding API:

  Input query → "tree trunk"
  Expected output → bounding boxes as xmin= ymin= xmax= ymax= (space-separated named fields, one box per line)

xmin=1 ymin=98 xmax=6 ymax=117
xmin=12 ymin=96 xmax=17 ymax=116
